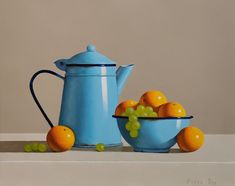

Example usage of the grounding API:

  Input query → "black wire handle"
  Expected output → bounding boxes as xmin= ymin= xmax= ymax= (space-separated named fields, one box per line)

xmin=29 ymin=70 xmax=64 ymax=128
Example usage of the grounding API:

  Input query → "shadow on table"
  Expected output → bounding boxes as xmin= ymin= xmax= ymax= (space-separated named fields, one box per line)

xmin=0 ymin=141 xmax=48 ymax=152
xmin=0 ymin=141 xmax=182 ymax=153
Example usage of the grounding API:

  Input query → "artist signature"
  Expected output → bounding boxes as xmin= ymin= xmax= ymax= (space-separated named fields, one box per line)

xmin=186 ymin=178 xmax=216 ymax=185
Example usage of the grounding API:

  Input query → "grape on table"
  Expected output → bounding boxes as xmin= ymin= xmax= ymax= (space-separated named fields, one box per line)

xmin=24 ymin=143 xmax=47 ymax=152
xmin=96 ymin=143 xmax=105 ymax=152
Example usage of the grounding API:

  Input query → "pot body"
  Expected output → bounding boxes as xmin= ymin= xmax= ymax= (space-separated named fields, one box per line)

xmin=59 ymin=66 xmax=121 ymax=147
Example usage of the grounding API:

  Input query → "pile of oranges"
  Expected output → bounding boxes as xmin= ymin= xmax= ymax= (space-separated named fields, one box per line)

xmin=115 ymin=90 xmax=204 ymax=152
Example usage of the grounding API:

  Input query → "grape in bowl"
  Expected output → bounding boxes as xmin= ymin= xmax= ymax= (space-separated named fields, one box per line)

xmin=113 ymin=115 xmax=193 ymax=153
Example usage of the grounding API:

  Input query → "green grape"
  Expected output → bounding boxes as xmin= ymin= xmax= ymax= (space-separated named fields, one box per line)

xmin=125 ymin=122 xmax=132 ymax=131
xmin=24 ymin=144 xmax=32 ymax=152
xmin=139 ymin=112 xmax=148 ymax=117
xmin=134 ymin=110 xmax=141 ymax=117
xmin=96 ymin=143 xmax=105 ymax=152
xmin=121 ymin=112 xmax=127 ymax=116
xmin=125 ymin=107 xmax=134 ymax=115
xmin=137 ymin=105 xmax=145 ymax=113
xmin=128 ymin=115 xmax=137 ymax=122
xmin=130 ymin=130 xmax=138 ymax=138
xmin=31 ymin=143 xmax=38 ymax=152
xmin=130 ymin=121 xmax=141 ymax=130
xmin=149 ymin=112 xmax=158 ymax=117
xmin=145 ymin=106 xmax=153 ymax=113
xmin=38 ymin=144 xmax=47 ymax=152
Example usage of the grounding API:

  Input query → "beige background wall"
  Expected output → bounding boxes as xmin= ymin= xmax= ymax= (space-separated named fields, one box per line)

xmin=0 ymin=0 xmax=234 ymax=134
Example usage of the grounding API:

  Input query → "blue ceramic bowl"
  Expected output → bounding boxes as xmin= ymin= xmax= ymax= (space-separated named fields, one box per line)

xmin=113 ymin=115 xmax=193 ymax=152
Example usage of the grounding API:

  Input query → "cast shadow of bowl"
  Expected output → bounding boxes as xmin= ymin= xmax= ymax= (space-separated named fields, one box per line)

xmin=72 ymin=146 xmax=183 ymax=153
xmin=0 ymin=141 xmax=183 ymax=153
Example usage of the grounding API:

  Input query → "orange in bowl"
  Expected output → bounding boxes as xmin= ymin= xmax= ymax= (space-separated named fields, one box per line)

xmin=139 ymin=90 xmax=167 ymax=112
xmin=177 ymin=126 xmax=204 ymax=152
xmin=115 ymin=100 xmax=138 ymax=116
xmin=158 ymin=102 xmax=186 ymax=117
xmin=46 ymin=126 xmax=75 ymax=152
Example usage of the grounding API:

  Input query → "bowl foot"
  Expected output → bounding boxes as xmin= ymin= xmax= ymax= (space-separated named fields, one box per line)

xmin=134 ymin=147 xmax=170 ymax=153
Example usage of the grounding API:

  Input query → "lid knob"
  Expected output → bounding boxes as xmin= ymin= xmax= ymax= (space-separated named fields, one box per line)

xmin=87 ymin=44 xmax=96 ymax=52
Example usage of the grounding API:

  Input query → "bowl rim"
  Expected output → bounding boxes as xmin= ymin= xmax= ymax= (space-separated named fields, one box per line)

xmin=112 ymin=115 xmax=193 ymax=120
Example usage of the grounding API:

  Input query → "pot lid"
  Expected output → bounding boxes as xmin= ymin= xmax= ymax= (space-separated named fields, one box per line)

xmin=63 ymin=44 xmax=116 ymax=66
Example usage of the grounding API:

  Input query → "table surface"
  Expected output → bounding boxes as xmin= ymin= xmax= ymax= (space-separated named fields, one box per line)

xmin=0 ymin=134 xmax=235 ymax=186
xmin=0 ymin=134 xmax=235 ymax=162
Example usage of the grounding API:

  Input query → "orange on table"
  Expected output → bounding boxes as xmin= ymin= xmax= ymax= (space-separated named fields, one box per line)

xmin=177 ymin=126 xmax=204 ymax=152
xmin=46 ymin=125 xmax=75 ymax=152
xmin=139 ymin=90 xmax=167 ymax=112
xmin=115 ymin=100 xmax=138 ymax=116
xmin=158 ymin=102 xmax=186 ymax=117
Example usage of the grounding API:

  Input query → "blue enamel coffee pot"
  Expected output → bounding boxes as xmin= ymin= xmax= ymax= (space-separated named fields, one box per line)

xmin=30 ymin=44 xmax=134 ymax=147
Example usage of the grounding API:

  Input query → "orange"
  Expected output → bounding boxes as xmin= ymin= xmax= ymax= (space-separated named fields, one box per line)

xmin=158 ymin=102 xmax=186 ymax=117
xmin=177 ymin=126 xmax=204 ymax=152
xmin=46 ymin=126 xmax=75 ymax=152
xmin=115 ymin=100 xmax=138 ymax=115
xmin=139 ymin=90 xmax=167 ymax=112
